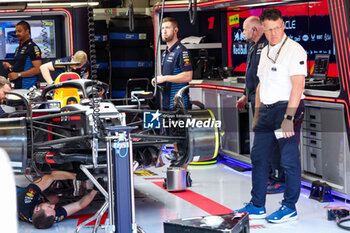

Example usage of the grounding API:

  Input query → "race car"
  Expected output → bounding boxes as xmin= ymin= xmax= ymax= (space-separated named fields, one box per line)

xmin=0 ymin=78 xmax=219 ymax=175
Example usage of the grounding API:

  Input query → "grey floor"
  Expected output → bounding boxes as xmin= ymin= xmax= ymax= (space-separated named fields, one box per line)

xmin=17 ymin=162 xmax=349 ymax=233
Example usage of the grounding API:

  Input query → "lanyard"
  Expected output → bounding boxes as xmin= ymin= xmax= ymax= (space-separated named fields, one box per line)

xmin=267 ymin=36 xmax=288 ymax=64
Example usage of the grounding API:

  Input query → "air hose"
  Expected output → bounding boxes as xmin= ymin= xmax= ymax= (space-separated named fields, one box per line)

xmin=188 ymin=0 xmax=197 ymax=25
xmin=87 ymin=4 xmax=103 ymax=139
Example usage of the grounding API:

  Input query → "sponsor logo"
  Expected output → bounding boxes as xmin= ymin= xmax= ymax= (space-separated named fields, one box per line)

xmin=26 ymin=188 xmax=36 ymax=197
xmin=258 ymin=43 xmax=265 ymax=48
xmin=284 ymin=20 xmax=296 ymax=29
xmin=229 ymin=14 xmax=239 ymax=25
xmin=126 ymin=34 xmax=136 ymax=39
xmin=317 ymin=35 xmax=323 ymax=40
xmin=233 ymin=29 xmax=245 ymax=43
xmin=167 ymin=57 xmax=174 ymax=63
xmin=294 ymin=35 xmax=301 ymax=42
xmin=302 ymin=34 xmax=309 ymax=42
xmin=311 ymin=34 xmax=316 ymax=41
xmin=232 ymin=43 xmax=248 ymax=55
xmin=184 ymin=58 xmax=191 ymax=66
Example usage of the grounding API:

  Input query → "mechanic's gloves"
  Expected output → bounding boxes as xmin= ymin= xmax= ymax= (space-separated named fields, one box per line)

xmin=76 ymin=170 xmax=89 ymax=181
xmin=93 ymin=177 xmax=105 ymax=191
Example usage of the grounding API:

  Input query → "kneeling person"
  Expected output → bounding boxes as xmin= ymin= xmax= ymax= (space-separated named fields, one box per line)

xmin=17 ymin=170 xmax=98 ymax=229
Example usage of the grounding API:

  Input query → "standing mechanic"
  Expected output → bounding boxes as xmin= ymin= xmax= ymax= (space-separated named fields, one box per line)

xmin=232 ymin=9 xmax=306 ymax=223
xmin=17 ymin=170 xmax=99 ymax=229
xmin=2 ymin=21 xmax=42 ymax=89
xmin=237 ymin=16 xmax=285 ymax=194
xmin=40 ymin=50 xmax=89 ymax=85
xmin=152 ymin=17 xmax=193 ymax=110
xmin=151 ymin=17 xmax=193 ymax=184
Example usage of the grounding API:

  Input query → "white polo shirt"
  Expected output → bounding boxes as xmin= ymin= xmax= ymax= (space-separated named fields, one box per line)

xmin=257 ymin=34 xmax=307 ymax=105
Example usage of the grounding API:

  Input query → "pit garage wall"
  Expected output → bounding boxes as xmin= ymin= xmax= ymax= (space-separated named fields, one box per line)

xmin=71 ymin=7 xmax=90 ymax=56
xmin=227 ymin=0 xmax=338 ymax=77
xmin=325 ymin=0 xmax=350 ymax=196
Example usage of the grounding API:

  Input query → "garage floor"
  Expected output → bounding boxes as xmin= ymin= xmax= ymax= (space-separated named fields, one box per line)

xmin=17 ymin=161 xmax=349 ymax=233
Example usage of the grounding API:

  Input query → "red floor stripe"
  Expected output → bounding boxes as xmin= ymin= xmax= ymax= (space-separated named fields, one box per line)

xmin=69 ymin=212 xmax=108 ymax=226
xmin=250 ymin=224 xmax=265 ymax=229
xmin=143 ymin=177 xmax=165 ymax=180
xmin=153 ymin=181 xmax=232 ymax=215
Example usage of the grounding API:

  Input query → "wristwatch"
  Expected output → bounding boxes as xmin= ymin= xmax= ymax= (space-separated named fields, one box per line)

xmin=18 ymin=72 xmax=21 ymax=78
xmin=284 ymin=114 xmax=294 ymax=121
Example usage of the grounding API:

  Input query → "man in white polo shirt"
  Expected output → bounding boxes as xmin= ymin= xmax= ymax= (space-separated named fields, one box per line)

xmin=232 ymin=8 xmax=306 ymax=223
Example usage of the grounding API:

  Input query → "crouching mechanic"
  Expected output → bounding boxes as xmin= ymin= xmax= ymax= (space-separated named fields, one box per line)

xmin=40 ymin=50 xmax=89 ymax=85
xmin=17 ymin=170 xmax=98 ymax=229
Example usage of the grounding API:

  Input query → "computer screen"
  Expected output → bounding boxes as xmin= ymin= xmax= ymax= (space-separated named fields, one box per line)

xmin=0 ymin=19 xmax=56 ymax=59
xmin=313 ymin=54 xmax=330 ymax=78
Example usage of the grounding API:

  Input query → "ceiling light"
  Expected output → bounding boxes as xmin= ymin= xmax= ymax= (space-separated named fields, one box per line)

xmin=0 ymin=16 xmax=31 ymax=18
xmin=27 ymin=2 xmax=99 ymax=8
xmin=0 ymin=0 xmax=39 ymax=2
xmin=240 ymin=1 xmax=296 ymax=8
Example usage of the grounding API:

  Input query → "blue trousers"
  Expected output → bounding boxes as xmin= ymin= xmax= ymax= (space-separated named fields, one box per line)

xmin=251 ymin=93 xmax=283 ymax=183
xmin=250 ymin=101 xmax=304 ymax=210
